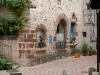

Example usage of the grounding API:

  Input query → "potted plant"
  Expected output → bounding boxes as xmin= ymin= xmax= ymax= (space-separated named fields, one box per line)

xmin=82 ymin=43 xmax=89 ymax=56
xmin=88 ymin=50 xmax=93 ymax=56
xmin=70 ymin=37 xmax=76 ymax=44
xmin=73 ymin=48 xmax=80 ymax=58
xmin=39 ymin=34 xmax=45 ymax=40
xmin=38 ymin=34 xmax=46 ymax=48
xmin=93 ymin=50 xmax=97 ymax=55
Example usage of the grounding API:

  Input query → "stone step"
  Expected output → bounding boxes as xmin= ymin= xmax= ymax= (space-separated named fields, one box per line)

xmin=92 ymin=72 xmax=100 ymax=75
xmin=7 ymin=61 xmax=20 ymax=69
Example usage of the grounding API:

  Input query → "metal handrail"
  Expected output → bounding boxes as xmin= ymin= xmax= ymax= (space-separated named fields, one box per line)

xmin=0 ymin=42 xmax=12 ymax=61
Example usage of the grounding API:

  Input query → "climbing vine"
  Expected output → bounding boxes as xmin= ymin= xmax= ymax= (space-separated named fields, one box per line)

xmin=0 ymin=0 xmax=28 ymax=37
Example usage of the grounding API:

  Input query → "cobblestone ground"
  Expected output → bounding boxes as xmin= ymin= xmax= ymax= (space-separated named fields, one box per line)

xmin=18 ymin=55 xmax=97 ymax=75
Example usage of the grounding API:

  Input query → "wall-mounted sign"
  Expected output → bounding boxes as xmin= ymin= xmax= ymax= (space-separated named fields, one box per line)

xmin=83 ymin=9 xmax=96 ymax=25
xmin=49 ymin=35 xmax=52 ymax=45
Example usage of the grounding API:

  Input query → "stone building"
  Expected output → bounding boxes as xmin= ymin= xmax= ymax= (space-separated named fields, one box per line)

xmin=0 ymin=0 xmax=97 ymax=66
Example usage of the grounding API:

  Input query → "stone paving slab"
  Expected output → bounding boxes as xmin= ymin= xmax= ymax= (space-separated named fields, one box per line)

xmin=18 ymin=55 xmax=97 ymax=75
xmin=0 ymin=71 xmax=9 ymax=75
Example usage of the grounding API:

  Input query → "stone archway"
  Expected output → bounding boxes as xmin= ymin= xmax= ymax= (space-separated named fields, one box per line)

xmin=55 ymin=13 xmax=69 ymax=39
xmin=56 ymin=19 xmax=67 ymax=42
xmin=54 ymin=13 xmax=69 ymax=51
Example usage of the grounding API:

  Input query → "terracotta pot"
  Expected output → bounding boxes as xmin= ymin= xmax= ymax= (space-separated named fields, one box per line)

xmin=88 ymin=54 xmax=92 ymax=56
xmin=82 ymin=53 xmax=88 ymax=56
xmin=74 ymin=53 xmax=78 ymax=58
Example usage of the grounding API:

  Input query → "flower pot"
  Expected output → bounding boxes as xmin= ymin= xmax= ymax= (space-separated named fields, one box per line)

xmin=82 ymin=53 xmax=88 ymax=56
xmin=88 ymin=54 xmax=93 ymax=56
xmin=93 ymin=53 xmax=96 ymax=55
xmin=74 ymin=53 xmax=78 ymax=58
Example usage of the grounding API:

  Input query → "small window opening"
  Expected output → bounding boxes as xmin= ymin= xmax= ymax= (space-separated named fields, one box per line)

xmin=82 ymin=32 xmax=87 ymax=37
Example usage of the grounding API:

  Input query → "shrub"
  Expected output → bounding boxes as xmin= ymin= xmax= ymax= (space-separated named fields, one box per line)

xmin=93 ymin=50 xmax=97 ymax=54
xmin=82 ymin=43 xmax=89 ymax=53
xmin=88 ymin=50 xmax=93 ymax=55
xmin=0 ymin=58 xmax=12 ymax=70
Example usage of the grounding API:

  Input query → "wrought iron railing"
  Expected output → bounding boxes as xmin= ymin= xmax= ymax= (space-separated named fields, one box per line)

xmin=0 ymin=42 xmax=12 ymax=61
xmin=55 ymin=41 xmax=66 ymax=49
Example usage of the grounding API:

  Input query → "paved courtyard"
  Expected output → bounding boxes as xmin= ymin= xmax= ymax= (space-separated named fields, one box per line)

xmin=18 ymin=55 xmax=97 ymax=75
xmin=0 ymin=55 xmax=97 ymax=75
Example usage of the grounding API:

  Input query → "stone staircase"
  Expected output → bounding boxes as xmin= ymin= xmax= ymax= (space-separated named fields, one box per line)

xmin=0 ymin=41 xmax=19 ymax=69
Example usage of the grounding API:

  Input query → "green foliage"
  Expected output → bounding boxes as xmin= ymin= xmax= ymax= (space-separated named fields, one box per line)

xmin=6 ymin=0 xmax=28 ymax=7
xmin=8 ymin=20 xmax=23 ymax=34
xmin=38 ymin=42 xmax=45 ymax=48
xmin=0 ymin=0 xmax=28 ymax=8
xmin=0 ymin=18 xmax=23 ymax=36
xmin=39 ymin=34 xmax=45 ymax=40
xmin=93 ymin=50 xmax=97 ymax=54
xmin=82 ymin=43 xmax=89 ymax=53
xmin=0 ymin=18 xmax=9 ymax=33
xmin=0 ymin=0 xmax=6 ymax=6
xmin=88 ymin=50 xmax=93 ymax=54
xmin=0 ymin=0 xmax=28 ymax=36
xmin=0 ymin=58 xmax=12 ymax=70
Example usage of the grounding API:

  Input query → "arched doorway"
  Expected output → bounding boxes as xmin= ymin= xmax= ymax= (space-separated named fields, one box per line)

xmin=56 ymin=19 xmax=67 ymax=50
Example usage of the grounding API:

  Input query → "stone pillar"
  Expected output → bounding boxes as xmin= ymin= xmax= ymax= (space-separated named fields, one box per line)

xmin=64 ymin=25 xmax=67 ymax=41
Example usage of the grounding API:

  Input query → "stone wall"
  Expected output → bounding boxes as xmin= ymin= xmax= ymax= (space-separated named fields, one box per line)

xmin=0 ymin=0 xmax=97 ymax=66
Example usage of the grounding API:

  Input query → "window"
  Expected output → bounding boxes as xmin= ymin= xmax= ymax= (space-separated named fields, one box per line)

xmin=37 ymin=29 xmax=46 ymax=48
xmin=82 ymin=32 xmax=87 ymax=37
xmin=70 ymin=24 xmax=75 ymax=41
